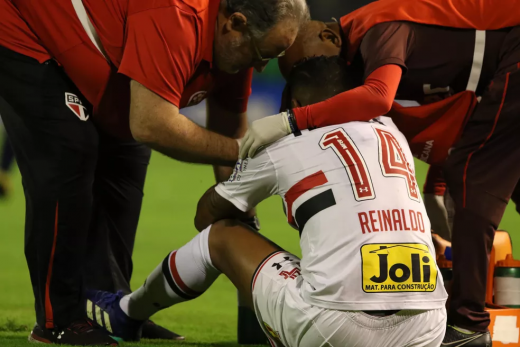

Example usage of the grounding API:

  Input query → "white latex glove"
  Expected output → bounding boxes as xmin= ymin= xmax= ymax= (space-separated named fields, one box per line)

xmin=239 ymin=112 xmax=291 ymax=159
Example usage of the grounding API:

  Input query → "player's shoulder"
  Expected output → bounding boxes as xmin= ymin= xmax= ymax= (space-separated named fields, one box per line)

xmin=129 ymin=0 xmax=211 ymax=16
xmin=264 ymin=119 xmax=383 ymax=158
xmin=268 ymin=117 xmax=397 ymax=149
xmin=265 ymin=117 xmax=401 ymax=155
xmin=314 ymin=117 xmax=400 ymax=139
xmin=174 ymin=0 xmax=213 ymax=14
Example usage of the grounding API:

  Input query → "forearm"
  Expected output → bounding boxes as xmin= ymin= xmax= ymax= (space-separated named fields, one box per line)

xmin=141 ymin=114 xmax=237 ymax=165
xmin=195 ymin=187 xmax=243 ymax=231
xmin=206 ymin=96 xmax=248 ymax=180
xmin=130 ymin=81 xmax=238 ymax=166
xmin=292 ymin=64 xmax=402 ymax=129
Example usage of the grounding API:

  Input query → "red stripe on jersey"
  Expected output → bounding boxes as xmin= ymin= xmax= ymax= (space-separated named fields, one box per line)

xmin=169 ymin=251 xmax=203 ymax=297
xmin=45 ymin=202 xmax=59 ymax=329
xmin=284 ymin=171 xmax=328 ymax=225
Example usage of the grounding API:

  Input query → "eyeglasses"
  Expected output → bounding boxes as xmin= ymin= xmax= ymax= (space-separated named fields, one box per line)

xmin=249 ymin=31 xmax=286 ymax=62
xmin=226 ymin=0 xmax=286 ymax=62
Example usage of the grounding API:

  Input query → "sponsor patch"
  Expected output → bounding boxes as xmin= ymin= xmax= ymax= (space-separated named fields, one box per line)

xmin=361 ymin=243 xmax=437 ymax=293
xmin=65 ymin=92 xmax=89 ymax=121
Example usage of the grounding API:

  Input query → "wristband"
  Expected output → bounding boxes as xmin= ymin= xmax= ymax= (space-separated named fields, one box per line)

xmin=286 ymin=109 xmax=301 ymax=136
xmin=444 ymin=246 xmax=452 ymax=261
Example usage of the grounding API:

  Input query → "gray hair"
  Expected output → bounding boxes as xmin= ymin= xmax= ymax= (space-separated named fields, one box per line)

xmin=226 ymin=0 xmax=310 ymax=40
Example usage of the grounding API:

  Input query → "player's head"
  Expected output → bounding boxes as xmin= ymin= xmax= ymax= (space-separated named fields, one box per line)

xmin=285 ymin=56 xmax=356 ymax=108
xmin=214 ymin=0 xmax=309 ymax=74
xmin=278 ymin=20 xmax=342 ymax=79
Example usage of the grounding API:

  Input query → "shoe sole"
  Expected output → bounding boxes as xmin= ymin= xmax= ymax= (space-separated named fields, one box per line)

xmin=28 ymin=332 xmax=52 ymax=344
xmin=29 ymin=332 xmax=118 ymax=346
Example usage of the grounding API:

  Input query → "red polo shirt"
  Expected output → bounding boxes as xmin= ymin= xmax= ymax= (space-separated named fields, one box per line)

xmin=0 ymin=0 xmax=252 ymax=138
xmin=0 ymin=0 xmax=50 ymax=64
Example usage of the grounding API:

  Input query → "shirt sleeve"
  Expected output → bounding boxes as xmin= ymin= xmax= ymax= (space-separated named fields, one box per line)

xmin=118 ymin=7 xmax=198 ymax=108
xmin=292 ymin=64 xmax=402 ymax=130
xmin=215 ymin=150 xmax=278 ymax=211
xmin=211 ymin=68 xmax=253 ymax=113
xmin=360 ymin=22 xmax=413 ymax=78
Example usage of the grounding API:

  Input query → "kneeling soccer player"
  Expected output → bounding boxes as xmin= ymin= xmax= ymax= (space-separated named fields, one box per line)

xmin=87 ymin=57 xmax=448 ymax=346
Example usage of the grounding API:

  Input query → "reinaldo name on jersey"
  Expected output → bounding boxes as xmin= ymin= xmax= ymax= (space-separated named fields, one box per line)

xmin=358 ymin=209 xmax=426 ymax=234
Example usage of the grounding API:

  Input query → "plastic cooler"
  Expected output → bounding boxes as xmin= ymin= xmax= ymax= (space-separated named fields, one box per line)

xmin=485 ymin=231 xmax=520 ymax=346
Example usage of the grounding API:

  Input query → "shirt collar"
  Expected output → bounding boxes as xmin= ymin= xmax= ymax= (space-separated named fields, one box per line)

xmin=202 ymin=0 xmax=221 ymax=66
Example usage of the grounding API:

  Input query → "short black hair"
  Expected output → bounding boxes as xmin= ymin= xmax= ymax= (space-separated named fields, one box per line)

xmin=286 ymin=56 xmax=357 ymax=107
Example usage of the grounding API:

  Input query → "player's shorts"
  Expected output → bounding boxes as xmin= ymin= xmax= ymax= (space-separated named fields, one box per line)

xmin=252 ymin=251 xmax=447 ymax=347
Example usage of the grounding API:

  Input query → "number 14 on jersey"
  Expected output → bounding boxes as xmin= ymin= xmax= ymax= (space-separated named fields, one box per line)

xmin=319 ymin=127 xmax=420 ymax=202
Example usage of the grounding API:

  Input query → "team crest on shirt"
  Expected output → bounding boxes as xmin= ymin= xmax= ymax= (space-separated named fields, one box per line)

xmin=187 ymin=91 xmax=207 ymax=106
xmin=65 ymin=93 xmax=89 ymax=121
xmin=279 ymin=268 xmax=300 ymax=280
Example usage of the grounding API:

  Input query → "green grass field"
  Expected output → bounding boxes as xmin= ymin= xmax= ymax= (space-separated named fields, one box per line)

xmin=1 ymin=152 xmax=520 ymax=347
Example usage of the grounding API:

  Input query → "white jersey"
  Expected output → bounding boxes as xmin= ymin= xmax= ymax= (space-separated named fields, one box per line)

xmin=216 ymin=117 xmax=447 ymax=311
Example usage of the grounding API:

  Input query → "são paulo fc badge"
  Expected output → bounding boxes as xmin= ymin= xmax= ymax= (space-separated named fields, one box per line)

xmin=187 ymin=91 xmax=207 ymax=106
xmin=65 ymin=92 xmax=89 ymax=121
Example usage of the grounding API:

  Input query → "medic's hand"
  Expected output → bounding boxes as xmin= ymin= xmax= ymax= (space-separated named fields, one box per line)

xmin=239 ymin=112 xmax=292 ymax=159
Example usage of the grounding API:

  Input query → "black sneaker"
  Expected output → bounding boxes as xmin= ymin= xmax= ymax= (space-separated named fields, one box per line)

xmin=28 ymin=319 xmax=118 ymax=345
xmin=442 ymin=325 xmax=492 ymax=347
xmin=141 ymin=320 xmax=184 ymax=340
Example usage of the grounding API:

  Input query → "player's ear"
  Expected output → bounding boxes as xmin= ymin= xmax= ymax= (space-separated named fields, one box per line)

xmin=227 ymin=12 xmax=248 ymax=33
xmin=320 ymin=28 xmax=342 ymax=48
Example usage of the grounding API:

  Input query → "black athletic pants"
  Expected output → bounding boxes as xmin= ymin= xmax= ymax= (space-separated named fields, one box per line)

xmin=0 ymin=107 xmax=15 ymax=172
xmin=444 ymin=61 xmax=520 ymax=332
xmin=0 ymin=46 xmax=151 ymax=329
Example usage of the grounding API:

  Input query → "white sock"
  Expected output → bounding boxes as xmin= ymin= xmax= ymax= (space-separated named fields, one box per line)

xmin=120 ymin=226 xmax=220 ymax=320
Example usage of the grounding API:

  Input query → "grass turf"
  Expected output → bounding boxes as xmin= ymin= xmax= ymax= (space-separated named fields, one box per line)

xmin=1 ymin=152 xmax=520 ymax=347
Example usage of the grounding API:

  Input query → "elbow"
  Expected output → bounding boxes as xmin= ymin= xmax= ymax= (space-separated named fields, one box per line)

xmin=194 ymin=199 xmax=208 ymax=232
xmin=194 ymin=215 xmax=204 ymax=233
xmin=194 ymin=216 xmax=205 ymax=232
xmin=378 ymin=98 xmax=393 ymax=115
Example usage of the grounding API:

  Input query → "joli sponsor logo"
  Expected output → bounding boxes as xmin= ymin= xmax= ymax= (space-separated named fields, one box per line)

xmin=361 ymin=243 xmax=437 ymax=293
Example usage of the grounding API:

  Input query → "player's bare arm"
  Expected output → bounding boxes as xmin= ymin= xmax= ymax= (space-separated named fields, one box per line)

xmin=130 ymin=81 xmax=239 ymax=166
xmin=195 ymin=186 xmax=244 ymax=231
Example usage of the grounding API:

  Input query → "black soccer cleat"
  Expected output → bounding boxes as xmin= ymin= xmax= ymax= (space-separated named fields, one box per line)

xmin=141 ymin=320 xmax=185 ymax=340
xmin=28 ymin=319 xmax=118 ymax=345
xmin=86 ymin=290 xmax=144 ymax=341
xmin=442 ymin=325 xmax=492 ymax=347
